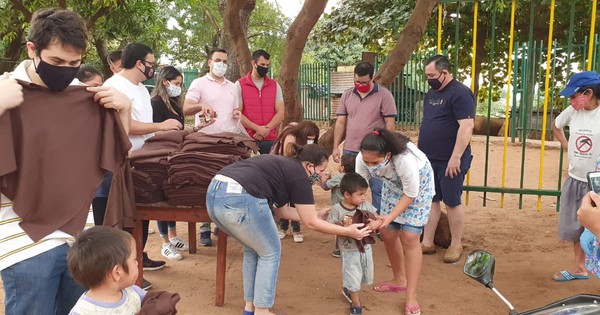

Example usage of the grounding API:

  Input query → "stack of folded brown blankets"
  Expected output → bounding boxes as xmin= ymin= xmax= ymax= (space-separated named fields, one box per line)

xmin=130 ymin=131 xmax=257 ymax=206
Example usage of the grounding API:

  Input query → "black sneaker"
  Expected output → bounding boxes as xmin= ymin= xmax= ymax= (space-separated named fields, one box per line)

xmin=142 ymin=278 xmax=152 ymax=290
xmin=350 ymin=305 xmax=362 ymax=315
xmin=342 ymin=287 xmax=352 ymax=304
xmin=332 ymin=249 xmax=341 ymax=258
xmin=143 ymin=252 xmax=166 ymax=271
xmin=200 ymin=231 xmax=212 ymax=247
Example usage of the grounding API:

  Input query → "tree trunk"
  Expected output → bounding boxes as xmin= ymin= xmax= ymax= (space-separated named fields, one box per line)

xmin=0 ymin=27 xmax=24 ymax=73
xmin=93 ymin=37 xmax=111 ymax=79
xmin=279 ymin=0 xmax=328 ymax=125
xmin=220 ymin=0 xmax=254 ymax=81
xmin=374 ymin=0 xmax=440 ymax=88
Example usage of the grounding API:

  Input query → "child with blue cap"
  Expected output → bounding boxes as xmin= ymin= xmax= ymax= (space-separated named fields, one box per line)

xmin=551 ymin=71 xmax=600 ymax=282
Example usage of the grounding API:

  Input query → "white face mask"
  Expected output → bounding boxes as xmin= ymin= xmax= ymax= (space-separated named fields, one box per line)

xmin=212 ymin=61 xmax=227 ymax=78
xmin=166 ymin=83 xmax=182 ymax=97
xmin=306 ymin=139 xmax=315 ymax=145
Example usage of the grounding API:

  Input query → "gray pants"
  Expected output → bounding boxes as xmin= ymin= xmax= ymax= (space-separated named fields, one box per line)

xmin=558 ymin=176 xmax=590 ymax=241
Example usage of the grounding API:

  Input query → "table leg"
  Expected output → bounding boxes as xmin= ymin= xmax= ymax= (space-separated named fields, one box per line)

xmin=188 ymin=222 xmax=197 ymax=254
xmin=134 ymin=220 xmax=144 ymax=287
xmin=215 ymin=228 xmax=227 ymax=306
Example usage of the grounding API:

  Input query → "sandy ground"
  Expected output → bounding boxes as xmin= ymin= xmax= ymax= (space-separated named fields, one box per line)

xmin=2 ymin=135 xmax=599 ymax=315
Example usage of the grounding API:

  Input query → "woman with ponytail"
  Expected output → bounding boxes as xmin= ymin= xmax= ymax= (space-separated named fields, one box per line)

xmin=206 ymin=144 xmax=371 ymax=315
xmin=271 ymin=121 xmax=320 ymax=242
xmin=356 ymin=128 xmax=434 ymax=315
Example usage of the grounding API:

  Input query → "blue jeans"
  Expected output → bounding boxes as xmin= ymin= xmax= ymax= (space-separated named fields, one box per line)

xmin=343 ymin=150 xmax=382 ymax=212
xmin=157 ymin=221 xmax=176 ymax=236
xmin=1 ymin=244 xmax=86 ymax=315
xmin=206 ymin=178 xmax=281 ymax=308
xmin=257 ymin=140 xmax=275 ymax=155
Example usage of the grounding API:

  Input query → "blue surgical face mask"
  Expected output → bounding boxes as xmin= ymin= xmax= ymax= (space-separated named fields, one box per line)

xmin=366 ymin=156 xmax=390 ymax=175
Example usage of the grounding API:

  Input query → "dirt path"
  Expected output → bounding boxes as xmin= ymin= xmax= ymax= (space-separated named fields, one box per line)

xmin=2 ymin=135 xmax=598 ymax=315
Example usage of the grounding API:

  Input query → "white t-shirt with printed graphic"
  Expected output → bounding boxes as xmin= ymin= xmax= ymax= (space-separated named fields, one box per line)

xmin=554 ymin=105 xmax=600 ymax=181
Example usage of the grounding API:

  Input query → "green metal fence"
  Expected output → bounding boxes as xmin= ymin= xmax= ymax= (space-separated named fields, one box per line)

xmin=298 ymin=62 xmax=331 ymax=121
xmin=299 ymin=0 xmax=600 ymax=209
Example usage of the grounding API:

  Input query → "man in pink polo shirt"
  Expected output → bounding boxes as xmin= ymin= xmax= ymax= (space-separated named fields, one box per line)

xmin=183 ymin=48 xmax=241 ymax=246
xmin=183 ymin=48 xmax=241 ymax=135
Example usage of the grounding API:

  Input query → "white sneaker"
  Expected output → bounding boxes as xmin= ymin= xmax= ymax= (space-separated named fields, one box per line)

xmin=293 ymin=232 xmax=304 ymax=243
xmin=278 ymin=230 xmax=286 ymax=240
xmin=170 ymin=237 xmax=189 ymax=251
xmin=161 ymin=243 xmax=182 ymax=260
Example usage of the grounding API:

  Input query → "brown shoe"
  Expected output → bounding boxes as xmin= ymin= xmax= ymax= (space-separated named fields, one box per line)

xmin=443 ymin=245 xmax=463 ymax=263
xmin=421 ymin=243 xmax=436 ymax=255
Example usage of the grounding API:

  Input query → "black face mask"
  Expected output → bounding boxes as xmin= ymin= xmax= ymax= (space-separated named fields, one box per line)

xmin=34 ymin=57 xmax=79 ymax=92
xmin=256 ymin=65 xmax=269 ymax=78
xmin=139 ymin=62 xmax=155 ymax=80
xmin=427 ymin=72 xmax=446 ymax=90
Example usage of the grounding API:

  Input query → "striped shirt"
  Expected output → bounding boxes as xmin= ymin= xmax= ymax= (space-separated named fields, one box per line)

xmin=0 ymin=194 xmax=95 ymax=271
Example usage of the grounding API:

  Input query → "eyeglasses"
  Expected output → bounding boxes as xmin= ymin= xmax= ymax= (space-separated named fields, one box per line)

xmin=355 ymin=80 xmax=370 ymax=86
xmin=141 ymin=60 xmax=155 ymax=67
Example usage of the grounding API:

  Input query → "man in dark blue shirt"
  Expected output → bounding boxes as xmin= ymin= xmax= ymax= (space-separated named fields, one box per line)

xmin=418 ymin=55 xmax=475 ymax=263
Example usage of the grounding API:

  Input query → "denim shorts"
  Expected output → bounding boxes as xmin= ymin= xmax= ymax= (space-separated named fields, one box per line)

xmin=387 ymin=222 xmax=424 ymax=235
xmin=430 ymin=156 xmax=471 ymax=207
xmin=341 ymin=245 xmax=373 ymax=292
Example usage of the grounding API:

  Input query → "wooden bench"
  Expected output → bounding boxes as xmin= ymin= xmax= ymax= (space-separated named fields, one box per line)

xmin=133 ymin=203 xmax=227 ymax=306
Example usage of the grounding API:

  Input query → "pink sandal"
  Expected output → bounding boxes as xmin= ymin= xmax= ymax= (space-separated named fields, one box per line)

xmin=372 ymin=281 xmax=406 ymax=293
xmin=405 ymin=304 xmax=421 ymax=315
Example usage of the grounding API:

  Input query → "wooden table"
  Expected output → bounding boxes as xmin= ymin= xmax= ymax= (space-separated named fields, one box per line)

xmin=133 ymin=203 xmax=227 ymax=306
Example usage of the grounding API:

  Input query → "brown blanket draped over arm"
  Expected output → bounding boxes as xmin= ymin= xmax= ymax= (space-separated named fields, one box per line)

xmin=352 ymin=209 xmax=378 ymax=253
xmin=0 ymin=80 xmax=132 ymax=241
xmin=138 ymin=291 xmax=180 ymax=315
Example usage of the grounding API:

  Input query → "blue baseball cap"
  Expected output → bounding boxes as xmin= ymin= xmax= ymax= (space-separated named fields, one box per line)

xmin=559 ymin=71 xmax=600 ymax=97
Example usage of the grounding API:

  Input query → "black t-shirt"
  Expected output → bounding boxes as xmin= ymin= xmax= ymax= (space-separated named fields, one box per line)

xmin=418 ymin=79 xmax=475 ymax=161
xmin=151 ymin=95 xmax=184 ymax=125
xmin=217 ymin=155 xmax=314 ymax=208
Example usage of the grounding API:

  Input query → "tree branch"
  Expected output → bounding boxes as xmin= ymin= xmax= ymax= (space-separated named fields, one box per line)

xmin=223 ymin=0 xmax=254 ymax=74
xmin=9 ymin=0 xmax=31 ymax=21
xmin=280 ymin=0 xmax=328 ymax=123
xmin=374 ymin=0 xmax=439 ymax=87
xmin=86 ymin=0 xmax=125 ymax=32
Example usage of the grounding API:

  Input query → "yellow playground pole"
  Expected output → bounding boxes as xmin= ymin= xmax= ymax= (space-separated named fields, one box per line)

xmin=537 ymin=0 xmax=556 ymax=210
xmin=587 ymin=0 xmax=598 ymax=71
xmin=501 ymin=0 xmax=516 ymax=208
xmin=466 ymin=1 xmax=478 ymax=206
xmin=437 ymin=3 xmax=443 ymax=54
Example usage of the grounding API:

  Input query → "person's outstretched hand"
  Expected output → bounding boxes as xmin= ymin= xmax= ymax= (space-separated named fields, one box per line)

xmin=345 ymin=223 xmax=371 ymax=240
xmin=577 ymin=191 xmax=600 ymax=235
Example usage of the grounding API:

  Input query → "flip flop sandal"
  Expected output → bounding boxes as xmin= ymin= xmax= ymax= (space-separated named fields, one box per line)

xmin=372 ymin=281 xmax=407 ymax=292
xmin=552 ymin=270 xmax=589 ymax=282
xmin=405 ymin=304 xmax=421 ymax=315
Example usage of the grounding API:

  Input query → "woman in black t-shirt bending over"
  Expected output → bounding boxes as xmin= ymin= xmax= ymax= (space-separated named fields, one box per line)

xmin=206 ymin=144 xmax=370 ymax=315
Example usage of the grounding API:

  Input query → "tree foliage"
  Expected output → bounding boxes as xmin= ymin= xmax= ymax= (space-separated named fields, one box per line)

xmin=164 ymin=0 xmax=289 ymax=72
xmin=0 ymin=0 xmax=169 ymax=75
xmin=312 ymin=0 xmax=414 ymax=55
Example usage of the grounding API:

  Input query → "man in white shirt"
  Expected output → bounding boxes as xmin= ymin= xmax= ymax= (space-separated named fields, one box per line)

xmin=103 ymin=43 xmax=182 ymax=289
